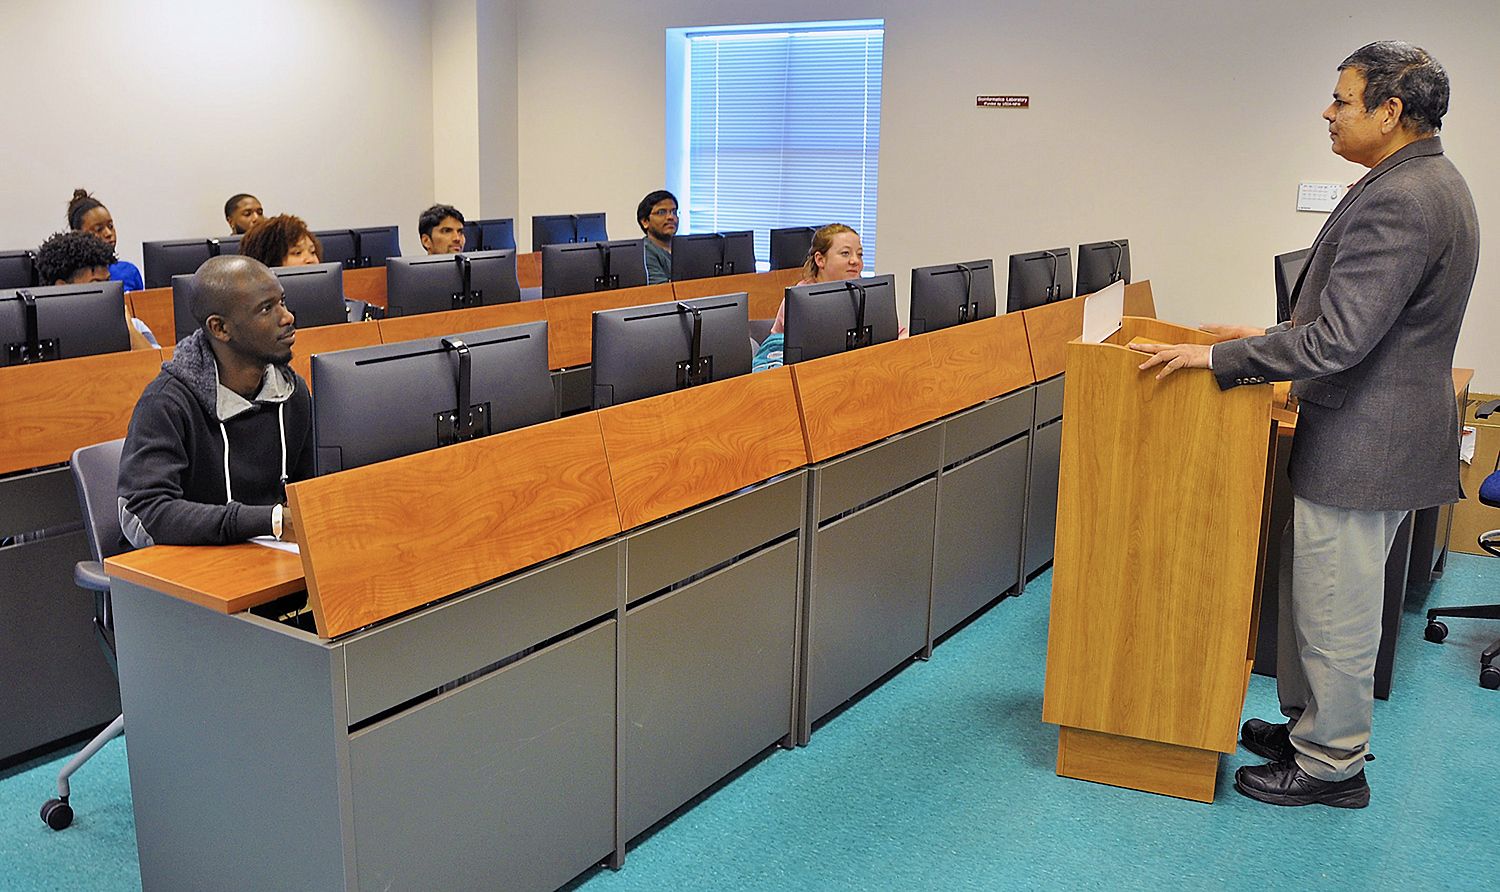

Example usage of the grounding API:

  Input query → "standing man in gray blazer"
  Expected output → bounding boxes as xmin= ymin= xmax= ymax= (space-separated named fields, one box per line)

xmin=1135 ymin=41 xmax=1478 ymax=808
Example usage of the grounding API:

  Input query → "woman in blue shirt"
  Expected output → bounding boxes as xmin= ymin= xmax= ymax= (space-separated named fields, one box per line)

xmin=67 ymin=188 xmax=143 ymax=292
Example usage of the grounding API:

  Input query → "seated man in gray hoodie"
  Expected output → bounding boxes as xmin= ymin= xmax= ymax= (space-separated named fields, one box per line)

xmin=119 ymin=255 xmax=315 ymax=547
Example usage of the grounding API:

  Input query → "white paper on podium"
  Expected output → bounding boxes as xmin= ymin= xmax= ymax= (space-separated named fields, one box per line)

xmin=250 ymin=536 xmax=301 ymax=555
xmin=1082 ymin=279 xmax=1125 ymax=343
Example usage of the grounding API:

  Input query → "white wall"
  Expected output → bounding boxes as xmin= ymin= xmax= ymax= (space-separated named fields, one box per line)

xmin=430 ymin=0 xmax=520 ymax=218
xmin=513 ymin=0 xmax=1500 ymax=388
xmin=1 ymin=0 xmax=436 ymax=263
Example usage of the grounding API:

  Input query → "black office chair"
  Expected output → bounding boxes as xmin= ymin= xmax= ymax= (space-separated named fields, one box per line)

xmin=40 ymin=439 xmax=129 ymax=830
xmin=1424 ymin=399 xmax=1500 ymax=690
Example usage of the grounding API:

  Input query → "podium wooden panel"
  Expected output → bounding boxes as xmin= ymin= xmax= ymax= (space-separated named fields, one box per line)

xmin=0 ymin=348 xmax=163 ymax=475
xmin=671 ymin=268 xmax=802 ymax=320
xmin=921 ymin=313 xmax=1035 ymax=416
xmin=1021 ymin=280 xmax=1155 ymax=381
xmin=541 ymin=283 xmax=676 ymax=370
xmin=790 ymin=337 xmax=945 ymax=463
xmin=374 ymin=301 xmax=547 ymax=347
xmin=287 ymin=321 xmax=383 ymax=388
xmin=598 ymin=367 xmax=808 ymax=531
xmin=287 ymin=413 xmax=620 ymax=638
xmin=106 ymin=543 xmax=306 ymax=615
xmin=1041 ymin=317 xmax=1274 ymax=802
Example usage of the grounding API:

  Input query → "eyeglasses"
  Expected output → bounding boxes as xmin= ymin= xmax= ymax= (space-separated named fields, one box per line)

xmin=650 ymin=208 xmax=679 ymax=218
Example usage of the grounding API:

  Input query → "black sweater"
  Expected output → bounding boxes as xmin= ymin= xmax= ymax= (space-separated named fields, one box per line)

xmin=118 ymin=330 xmax=315 ymax=547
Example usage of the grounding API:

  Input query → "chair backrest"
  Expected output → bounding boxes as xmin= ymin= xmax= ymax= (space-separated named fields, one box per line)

xmin=71 ymin=439 xmax=129 ymax=564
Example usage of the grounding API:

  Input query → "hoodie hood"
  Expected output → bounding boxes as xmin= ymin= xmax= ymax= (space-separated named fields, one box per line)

xmin=165 ymin=329 xmax=295 ymax=422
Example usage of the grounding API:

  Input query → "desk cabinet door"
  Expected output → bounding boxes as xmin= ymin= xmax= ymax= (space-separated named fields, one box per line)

xmin=933 ymin=437 xmax=1028 ymax=638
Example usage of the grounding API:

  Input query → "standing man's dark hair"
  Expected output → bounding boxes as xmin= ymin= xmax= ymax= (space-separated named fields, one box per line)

xmin=637 ymin=190 xmax=677 ymax=284
xmin=419 ymin=204 xmax=467 ymax=254
xmin=1338 ymin=41 xmax=1449 ymax=135
xmin=1136 ymin=42 xmax=1477 ymax=810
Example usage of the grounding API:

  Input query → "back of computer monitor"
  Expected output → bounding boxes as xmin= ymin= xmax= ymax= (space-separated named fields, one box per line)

xmin=574 ymin=213 xmax=608 ymax=244
xmin=591 ymin=292 xmax=751 ymax=408
xmin=216 ymin=235 xmax=242 ymax=256
xmin=0 ymin=250 xmax=38 ymax=289
xmin=769 ymin=227 xmax=816 ymax=271
xmin=143 ymin=239 xmax=217 ymax=289
xmin=470 ymin=218 xmax=516 ymax=252
xmin=542 ymin=240 xmax=646 ymax=298
xmin=782 ymin=274 xmax=900 ymax=364
xmin=463 ymin=249 xmax=521 ymax=305
xmin=0 ymin=281 xmax=131 ymax=364
xmin=272 ymin=262 xmax=347 ymax=328
xmin=532 ymin=215 xmax=579 ymax=252
xmin=1005 ymin=248 xmax=1073 ymax=313
xmin=1274 ymin=248 xmax=1312 ymax=324
xmin=670 ymin=231 xmax=756 ymax=281
xmin=354 ymin=226 xmax=400 ymax=267
xmin=386 ymin=255 xmax=465 ymax=317
xmin=1075 ymin=240 xmax=1131 ymax=297
xmin=311 ymin=321 xmax=554 ymax=474
xmin=312 ymin=230 xmax=358 ymax=269
xmin=170 ymin=274 xmax=198 ymax=344
xmin=909 ymin=260 xmax=997 ymax=335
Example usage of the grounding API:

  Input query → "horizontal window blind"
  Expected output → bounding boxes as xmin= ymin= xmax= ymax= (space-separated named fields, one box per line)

xmin=680 ymin=23 xmax=883 ymax=270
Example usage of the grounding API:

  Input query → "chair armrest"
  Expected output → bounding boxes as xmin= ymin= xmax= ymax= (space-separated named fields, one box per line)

xmin=74 ymin=560 xmax=110 ymax=592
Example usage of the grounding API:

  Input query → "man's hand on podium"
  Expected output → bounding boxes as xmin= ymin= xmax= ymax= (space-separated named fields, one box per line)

xmin=1200 ymin=323 xmax=1263 ymax=341
xmin=1132 ymin=342 xmax=1212 ymax=380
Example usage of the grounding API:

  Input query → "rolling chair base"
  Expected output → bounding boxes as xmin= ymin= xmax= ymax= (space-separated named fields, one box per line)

xmin=40 ymin=713 xmax=124 ymax=830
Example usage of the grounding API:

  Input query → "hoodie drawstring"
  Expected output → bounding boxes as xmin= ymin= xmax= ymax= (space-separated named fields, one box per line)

xmin=220 ymin=404 xmax=291 ymax=502
xmin=220 ymin=422 xmax=233 ymax=502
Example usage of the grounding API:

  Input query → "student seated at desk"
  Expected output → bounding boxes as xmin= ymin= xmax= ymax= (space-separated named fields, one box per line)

xmin=67 ymin=188 xmax=143 ymax=292
xmin=225 ymin=193 xmax=265 ymax=235
xmin=35 ymin=230 xmax=158 ymax=348
xmin=239 ymin=214 xmax=322 ymax=268
xmin=119 ymin=255 xmax=314 ymax=547
xmin=419 ymin=203 xmax=466 ymax=254
xmin=752 ymin=223 xmax=866 ymax=371
xmin=638 ymin=189 xmax=677 ymax=284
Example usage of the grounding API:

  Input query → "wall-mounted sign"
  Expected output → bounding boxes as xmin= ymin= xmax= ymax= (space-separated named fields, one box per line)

xmin=977 ymin=95 xmax=1029 ymax=108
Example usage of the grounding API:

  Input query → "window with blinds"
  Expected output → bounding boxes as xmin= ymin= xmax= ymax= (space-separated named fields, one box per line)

xmin=667 ymin=21 xmax=885 ymax=270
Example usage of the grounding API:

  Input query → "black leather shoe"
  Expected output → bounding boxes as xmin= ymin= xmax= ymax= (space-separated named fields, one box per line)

xmin=1240 ymin=718 xmax=1294 ymax=763
xmin=1233 ymin=760 xmax=1370 ymax=808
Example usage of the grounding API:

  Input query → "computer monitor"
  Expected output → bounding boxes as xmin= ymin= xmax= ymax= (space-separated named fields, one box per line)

xmin=170 ymin=274 xmax=198 ymax=343
xmin=591 ymin=293 xmax=752 ymax=408
xmin=908 ymin=260 xmax=997 ymax=335
xmin=312 ymin=230 xmax=359 ymax=269
xmin=462 ymin=218 xmax=517 ymax=252
xmin=143 ymin=238 xmax=231 ymax=289
xmin=1274 ymin=248 xmax=1312 ymax=324
xmin=531 ymin=213 xmax=608 ymax=251
xmin=386 ymin=255 xmax=465 ymax=317
xmin=311 ymin=320 xmax=555 ymax=474
xmin=769 ymin=227 xmax=817 ymax=271
xmin=216 ymin=235 xmax=242 ymax=256
xmin=272 ymin=262 xmax=348 ymax=328
xmin=1075 ymin=239 xmax=1132 ymax=297
xmin=353 ymin=226 xmax=401 ymax=267
xmin=0 ymin=281 xmax=131 ymax=365
xmin=781 ymin=274 xmax=900 ymax=364
xmin=670 ymin=231 xmax=757 ymax=281
xmin=463 ymin=249 xmax=521 ymax=305
xmin=0 ymin=250 xmax=38 ymax=289
xmin=1005 ymin=248 xmax=1073 ymax=313
xmin=541 ymin=240 xmax=647 ymax=298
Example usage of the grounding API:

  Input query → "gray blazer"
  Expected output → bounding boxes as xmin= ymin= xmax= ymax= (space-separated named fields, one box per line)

xmin=1213 ymin=137 xmax=1479 ymax=511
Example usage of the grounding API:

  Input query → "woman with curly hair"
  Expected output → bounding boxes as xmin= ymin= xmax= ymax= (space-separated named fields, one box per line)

xmin=239 ymin=214 xmax=323 ymax=268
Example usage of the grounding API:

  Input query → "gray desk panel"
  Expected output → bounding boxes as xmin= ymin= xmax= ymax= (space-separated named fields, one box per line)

xmin=349 ymin=621 xmax=615 ymax=892
xmin=342 ymin=542 xmax=617 ymax=725
xmin=621 ymin=539 xmax=798 ymax=841
xmin=1035 ymin=374 xmax=1065 ymax=423
xmin=624 ymin=473 xmax=803 ymax=603
xmin=1 ymin=466 xmax=82 ymax=536
xmin=807 ymin=478 xmax=937 ymax=724
xmin=815 ymin=425 xmax=942 ymax=523
xmin=0 ymin=530 xmax=121 ymax=762
xmin=1025 ymin=418 xmax=1063 ymax=577
xmin=113 ymin=581 xmax=349 ymax=892
xmin=933 ymin=438 xmax=1029 ymax=639
xmin=941 ymin=389 xmax=1034 ymax=467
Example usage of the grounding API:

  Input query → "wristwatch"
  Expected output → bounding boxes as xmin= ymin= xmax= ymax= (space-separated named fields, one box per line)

xmin=271 ymin=504 xmax=284 ymax=541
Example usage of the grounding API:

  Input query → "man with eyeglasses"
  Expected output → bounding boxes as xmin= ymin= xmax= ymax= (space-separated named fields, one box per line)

xmin=636 ymin=189 xmax=678 ymax=284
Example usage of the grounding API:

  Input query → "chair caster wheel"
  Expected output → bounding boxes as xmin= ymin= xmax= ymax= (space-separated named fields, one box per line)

xmin=40 ymin=798 xmax=73 ymax=830
xmin=1424 ymin=620 xmax=1448 ymax=643
xmin=1481 ymin=665 xmax=1500 ymax=690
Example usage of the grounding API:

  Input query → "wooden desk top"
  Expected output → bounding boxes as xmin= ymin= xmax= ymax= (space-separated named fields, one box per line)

xmin=106 ymin=542 xmax=306 ymax=615
xmin=791 ymin=335 xmax=944 ymax=463
xmin=671 ymin=267 xmax=802 ymax=320
xmin=289 ymin=321 xmax=384 ymax=388
xmin=375 ymin=301 xmax=548 ymax=346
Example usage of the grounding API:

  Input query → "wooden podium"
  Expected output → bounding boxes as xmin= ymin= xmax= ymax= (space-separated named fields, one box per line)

xmin=1041 ymin=317 xmax=1276 ymax=802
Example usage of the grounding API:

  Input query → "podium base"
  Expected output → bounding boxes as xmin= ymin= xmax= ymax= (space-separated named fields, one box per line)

xmin=1056 ymin=726 xmax=1218 ymax=803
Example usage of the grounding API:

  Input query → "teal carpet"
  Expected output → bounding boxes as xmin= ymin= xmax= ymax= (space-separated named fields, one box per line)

xmin=4 ymin=556 xmax=1496 ymax=891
